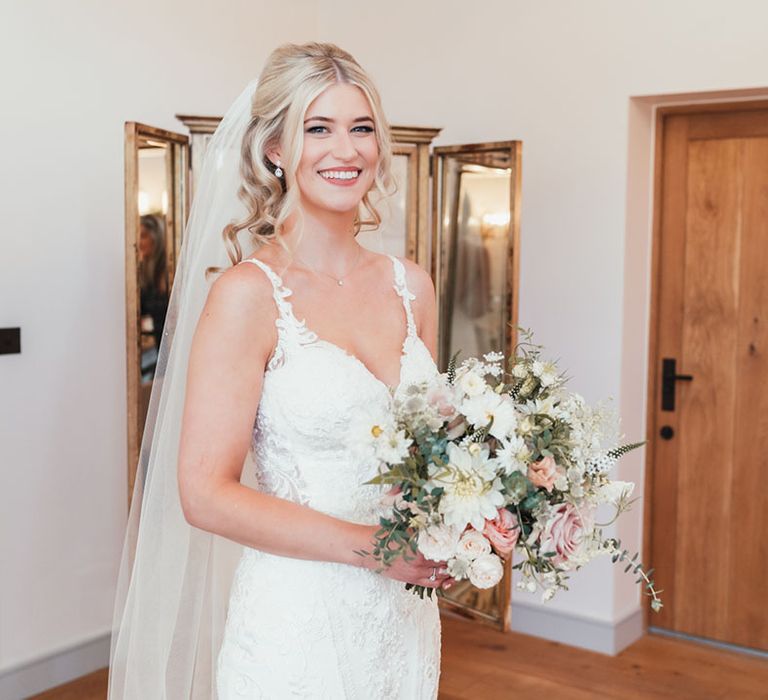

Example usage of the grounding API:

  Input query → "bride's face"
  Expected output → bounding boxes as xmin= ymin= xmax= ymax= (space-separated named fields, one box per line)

xmin=294 ymin=83 xmax=379 ymax=216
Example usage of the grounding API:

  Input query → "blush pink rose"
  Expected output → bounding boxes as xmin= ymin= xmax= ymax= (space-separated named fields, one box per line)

xmin=483 ymin=507 xmax=520 ymax=556
xmin=539 ymin=502 xmax=594 ymax=566
xmin=426 ymin=384 xmax=458 ymax=419
xmin=527 ymin=455 xmax=558 ymax=492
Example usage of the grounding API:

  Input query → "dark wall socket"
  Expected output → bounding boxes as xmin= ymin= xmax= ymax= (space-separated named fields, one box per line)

xmin=0 ymin=328 xmax=21 ymax=355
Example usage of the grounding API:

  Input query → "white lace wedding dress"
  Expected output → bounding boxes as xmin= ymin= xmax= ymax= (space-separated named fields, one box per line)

xmin=216 ymin=254 xmax=442 ymax=699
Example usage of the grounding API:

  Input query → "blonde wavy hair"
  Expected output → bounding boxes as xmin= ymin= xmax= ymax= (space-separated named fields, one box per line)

xmin=220 ymin=42 xmax=396 ymax=268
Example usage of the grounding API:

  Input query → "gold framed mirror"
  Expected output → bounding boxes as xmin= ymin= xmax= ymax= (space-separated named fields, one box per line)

xmin=124 ymin=123 xmax=189 ymax=509
xmin=432 ymin=141 xmax=522 ymax=629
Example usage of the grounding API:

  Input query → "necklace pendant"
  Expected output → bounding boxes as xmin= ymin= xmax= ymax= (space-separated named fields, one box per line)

xmin=337 ymin=279 xmax=344 ymax=286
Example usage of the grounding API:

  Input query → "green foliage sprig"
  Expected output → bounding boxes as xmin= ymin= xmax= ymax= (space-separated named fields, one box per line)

xmin=606 ymin=538 xmax=663 ymax=612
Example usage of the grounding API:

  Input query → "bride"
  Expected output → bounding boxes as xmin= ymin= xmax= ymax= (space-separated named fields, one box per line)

xmin=109 ymin=42 xmax=453 ymax=699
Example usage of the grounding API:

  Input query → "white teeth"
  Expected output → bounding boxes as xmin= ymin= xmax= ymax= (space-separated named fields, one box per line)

xmin=320 ymin=170 xmax=360 ymax=180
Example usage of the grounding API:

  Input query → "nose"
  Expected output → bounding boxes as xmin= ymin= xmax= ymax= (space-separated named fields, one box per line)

xmin=330 ymin=129 xmax=358 ymax=162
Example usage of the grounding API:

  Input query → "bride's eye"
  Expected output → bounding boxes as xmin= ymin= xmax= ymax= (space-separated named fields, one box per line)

xmin=306 ymin=125 xmax=328 ymax=134
xmin=353 ymin=125 xmax=375 ymax=133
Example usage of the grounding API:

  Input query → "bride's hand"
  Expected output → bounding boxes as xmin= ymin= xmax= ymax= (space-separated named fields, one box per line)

xmin=380 ymin=551 xmax=455 ymax=590
xmin=359 ymin=526 xmax=454 ymax=589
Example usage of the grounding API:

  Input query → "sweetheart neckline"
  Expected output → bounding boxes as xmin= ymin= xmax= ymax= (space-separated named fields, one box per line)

xmin=309 ymin=334 xmax=424 ymax=393
xmin=243 ymin=255 xmax=429 ymax=393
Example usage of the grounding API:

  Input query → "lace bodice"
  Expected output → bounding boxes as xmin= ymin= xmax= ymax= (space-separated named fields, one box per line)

xmin=239 ymin=253 xmax=438 ymax=524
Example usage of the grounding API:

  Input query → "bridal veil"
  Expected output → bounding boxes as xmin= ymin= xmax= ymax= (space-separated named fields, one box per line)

xmin=108 ymin=79 xmax=259 ymax=699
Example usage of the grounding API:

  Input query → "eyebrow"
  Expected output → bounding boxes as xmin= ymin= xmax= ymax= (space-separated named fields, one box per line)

xmin=303 ymin=115 xmax=374 ymax=124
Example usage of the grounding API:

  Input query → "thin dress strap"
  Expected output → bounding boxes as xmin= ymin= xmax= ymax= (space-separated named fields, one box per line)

xmin=238 ymin=258 xmax=294 ymax=317
xmin=238 ymin=258 xmax=318 ymax=369
xmin=387 ymin=254 xmax=417 ymax=340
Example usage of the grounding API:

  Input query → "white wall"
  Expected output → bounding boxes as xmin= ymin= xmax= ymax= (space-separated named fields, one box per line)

xmin=3 ymin=0 xmax=768 ymax=689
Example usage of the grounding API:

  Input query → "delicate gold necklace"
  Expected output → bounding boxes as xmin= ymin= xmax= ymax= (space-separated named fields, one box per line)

xmin=296 ymin=244 xmax=363 ymax=287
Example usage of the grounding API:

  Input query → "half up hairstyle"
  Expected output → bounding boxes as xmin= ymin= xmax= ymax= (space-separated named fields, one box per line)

xmin=219 ymin=42 xmax=396 ymax=268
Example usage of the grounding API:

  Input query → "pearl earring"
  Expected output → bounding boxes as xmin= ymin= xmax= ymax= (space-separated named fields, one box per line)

xmin=275 ymin=164 xmax=283 ymax=178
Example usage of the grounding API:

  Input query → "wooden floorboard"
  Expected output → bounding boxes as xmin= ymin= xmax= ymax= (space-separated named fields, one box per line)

xmin=28 ymin=615 xmax=768 ymax=699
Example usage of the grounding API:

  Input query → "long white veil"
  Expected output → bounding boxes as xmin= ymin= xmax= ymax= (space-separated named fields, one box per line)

xmin=108 ymin=79 xmax=259 ymax=699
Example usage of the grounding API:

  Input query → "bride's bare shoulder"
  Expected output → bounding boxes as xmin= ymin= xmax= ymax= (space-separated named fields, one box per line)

xmin=204 ymin=254 xmax=279 ymax=322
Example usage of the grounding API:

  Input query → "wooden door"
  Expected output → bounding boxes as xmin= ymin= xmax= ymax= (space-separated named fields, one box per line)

xmin=649 ymin=104 xmax=768 ymax=650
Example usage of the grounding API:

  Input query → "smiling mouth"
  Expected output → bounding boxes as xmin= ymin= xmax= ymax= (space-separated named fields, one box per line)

xmin=318 ymin=168 xmax=362 ymax=181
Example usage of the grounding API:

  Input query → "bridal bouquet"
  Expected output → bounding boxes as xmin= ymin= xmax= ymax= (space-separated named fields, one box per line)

xmin=354 ymin=329 xmax=662 ymax=610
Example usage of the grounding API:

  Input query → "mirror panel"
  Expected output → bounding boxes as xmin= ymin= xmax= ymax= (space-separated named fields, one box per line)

xmin=124 ymin=123 xmax=189 ymax=509
xmin=432 ymin=141 xmax=522 ymax=630
xmin=356 ymin=150 xmax=410 ymax=258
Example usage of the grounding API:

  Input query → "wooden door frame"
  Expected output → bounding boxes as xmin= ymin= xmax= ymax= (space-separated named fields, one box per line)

xmin=642 ymin=98 xmax=768 ymax=629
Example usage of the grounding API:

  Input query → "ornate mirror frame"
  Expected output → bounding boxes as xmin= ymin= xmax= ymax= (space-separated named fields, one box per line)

xmin=431 ymin=141 xmax=523 ymax=630
xmin=124 ymin=123 xmax=189 ymax=509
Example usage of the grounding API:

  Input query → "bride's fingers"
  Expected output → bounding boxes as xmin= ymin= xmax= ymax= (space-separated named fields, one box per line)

xmin=421 ymin=567 xmax=452 ymax=588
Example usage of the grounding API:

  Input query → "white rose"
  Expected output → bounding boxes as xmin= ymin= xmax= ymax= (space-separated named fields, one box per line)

xmin=456 ymin=528 xmax=492 ymax=560
xmin=458 ymin=370 xmax=486 ymax=397
xmin=417 ymin=524 xmax=462 ymax=561
xmin=467 ymin=553 xmax=504 ymax=589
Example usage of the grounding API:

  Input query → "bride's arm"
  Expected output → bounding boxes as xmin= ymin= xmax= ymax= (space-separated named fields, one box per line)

xmin=177 ymin=264 xmax=370 ymax=567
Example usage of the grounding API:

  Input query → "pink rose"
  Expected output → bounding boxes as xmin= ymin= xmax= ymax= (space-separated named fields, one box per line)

xmin=483 ymin=507 xmax=520 ymax=556
xmin=539 ymin=502 xmax=594 ymax=566
xmin=426 ymin=384 xmax=458 ymax=419
xmin=527 ymin=455 xmax=558 ymax=492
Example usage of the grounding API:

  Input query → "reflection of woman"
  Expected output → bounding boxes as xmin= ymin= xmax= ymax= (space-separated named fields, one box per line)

xmin=109 ymin=43 xmax=446 ymax=699
xmin=138 ymin=214 xmax=168 ymax=353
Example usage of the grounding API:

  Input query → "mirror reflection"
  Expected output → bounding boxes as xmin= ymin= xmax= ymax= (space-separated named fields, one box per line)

xmin=137 ymin=145 xmax=171 ymax=387
xmin=433 ymin=143 xmax=521 ymax=628
xmin=125 ymin=124 xmax=188 ymax=507
xmin=357 ymin=152 xmax=409 ymax=257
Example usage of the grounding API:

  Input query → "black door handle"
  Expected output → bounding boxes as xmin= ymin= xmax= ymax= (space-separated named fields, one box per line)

xmin=661 ymin=358 xmax=693 ymax=411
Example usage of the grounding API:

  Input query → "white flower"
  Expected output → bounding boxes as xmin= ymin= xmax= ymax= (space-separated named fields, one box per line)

xmin=483 ymin=351 xmax=504 ymax=363
xmin=437 ymin=443 xmax=505 ymax=530
xmin=456 ymin=528 xmax=492 ymax=560
xmin=596 ymin=480 xmax=635 ymax=505
xmin=460 ymin=392 xmax=518 ymax=440
xmin=554 ymin=471 xmax=568 ymax=491
xmin=417 ymin=524 xmax=462 ymax=561
xmin=541 ymin=587 xmax=556 ymax=602
xmin=533 ymin=395 xmax=558 ymax=416
xmin=496 ymin=436 xmax=527 ymax=475
xmin=457 ymin=369 xmax=486 ymax=397
xmin=539 ymin=361 xmax=559 ymax=388
xmin=374 ymin=428 xmax=413 ymax=464
xmin=511 ymin=362 xmax=528 ymax=379
xmin=349 ymin=403 xmax=397 ymax=460
xmin=468 ymin=553 xmax=504 ymax=589
xmin=531 ymin=360 xmax=545 ymax=377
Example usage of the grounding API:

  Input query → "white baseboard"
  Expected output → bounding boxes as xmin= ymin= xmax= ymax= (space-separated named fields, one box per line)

xmin=509 ymin=601 xmax=644 ymax=655
xmin=0 ymin=633 xmax=110 ymax=700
